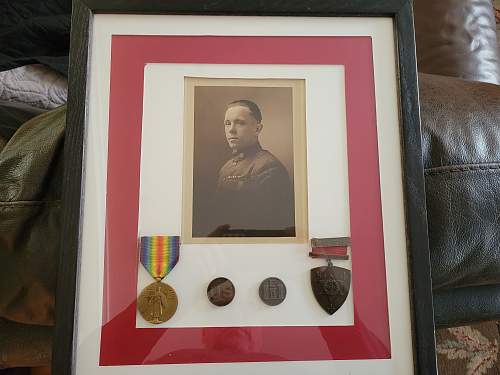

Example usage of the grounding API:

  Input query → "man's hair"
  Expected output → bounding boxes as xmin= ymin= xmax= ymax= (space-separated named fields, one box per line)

xmin=227 ymin=99 xmax=262 ymax=123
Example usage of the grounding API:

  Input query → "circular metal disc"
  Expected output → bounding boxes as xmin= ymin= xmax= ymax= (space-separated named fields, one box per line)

xmin=137 ymin=281 xmax=178 ymax=324
xmin=259 ymin=277 xmax=286 ymax=306
xmin=207 ymin=277 xmax=235 ymax=306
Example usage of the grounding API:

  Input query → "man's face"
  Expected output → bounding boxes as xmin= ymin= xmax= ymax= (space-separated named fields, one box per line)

xmin=224 ymin=105 xmax=262 ymax=151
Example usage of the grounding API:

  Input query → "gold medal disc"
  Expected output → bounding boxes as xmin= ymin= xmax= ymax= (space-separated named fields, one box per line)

xmin=137 ymin=281 xmax=178 ymax=324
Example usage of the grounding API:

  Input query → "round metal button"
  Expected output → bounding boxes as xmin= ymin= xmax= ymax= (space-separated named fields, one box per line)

xmin=207 ymin=277 xmax=235 ymax=306
xmin=259 ymin=277 xmax=286 ymax=306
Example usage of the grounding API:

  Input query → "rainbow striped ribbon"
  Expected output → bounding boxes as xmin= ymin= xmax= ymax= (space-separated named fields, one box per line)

xmin=140 ymin=236 xmax=180 ymax=281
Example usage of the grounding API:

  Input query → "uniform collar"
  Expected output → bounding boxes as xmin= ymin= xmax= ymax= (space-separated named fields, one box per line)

xmin=232 ymin=142 xmax=262 ymax=160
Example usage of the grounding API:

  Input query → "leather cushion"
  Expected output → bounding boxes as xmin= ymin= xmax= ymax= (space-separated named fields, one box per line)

xmin=0 ymin=318 xmax=52 ymax=368
xmin=414 ymin=0 xmax=500 ymax=84
xmin=420 ymin=73 xmax=500 ymax=290
xmin=433 ymin=284 xmax=500 ymax=327
xmin=0 ymin=106 xmax=65 ymax=327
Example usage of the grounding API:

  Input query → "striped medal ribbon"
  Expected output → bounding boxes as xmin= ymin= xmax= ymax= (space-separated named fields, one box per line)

xmin=137 ymin=235 xmax=180 ymax=324
xmin=140 ymin=235 xmax=180 ymax=281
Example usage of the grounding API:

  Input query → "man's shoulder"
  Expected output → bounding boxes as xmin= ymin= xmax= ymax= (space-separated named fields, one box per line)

xmin=253 ymin=150 xmax=287 ymax=173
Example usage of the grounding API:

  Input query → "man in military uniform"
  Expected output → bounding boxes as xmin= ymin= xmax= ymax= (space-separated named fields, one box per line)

xmin=213 ymin=99 xmax=295 ymax=237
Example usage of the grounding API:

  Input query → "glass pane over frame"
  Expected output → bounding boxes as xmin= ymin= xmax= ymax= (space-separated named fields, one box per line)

xmin=73 ymin=14 xmax=414 ymax=375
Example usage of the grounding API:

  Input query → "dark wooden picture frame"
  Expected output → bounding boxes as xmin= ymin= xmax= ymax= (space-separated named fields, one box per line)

xmin=54 ymin=1 xmax=437 ymax=374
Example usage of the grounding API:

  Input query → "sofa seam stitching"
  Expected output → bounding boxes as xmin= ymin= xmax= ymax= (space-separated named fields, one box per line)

xmin=425 ymin=164 xmax=500 ymax=176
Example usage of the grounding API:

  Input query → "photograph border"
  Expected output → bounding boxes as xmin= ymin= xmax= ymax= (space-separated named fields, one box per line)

xmin=55 ymin=1 xmax=437 ymax=374
xmin=182 ymin=77 xmax=309 ymax=244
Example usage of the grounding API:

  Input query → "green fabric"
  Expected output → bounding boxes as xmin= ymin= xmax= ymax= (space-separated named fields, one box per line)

xmin=0 ymin=105 xmax=65 ymax=368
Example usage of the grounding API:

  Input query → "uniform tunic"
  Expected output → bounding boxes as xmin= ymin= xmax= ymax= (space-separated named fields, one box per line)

xmin=214 ymin=143 xmax=295 ymax=236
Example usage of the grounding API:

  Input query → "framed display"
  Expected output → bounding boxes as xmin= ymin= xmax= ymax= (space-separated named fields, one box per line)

xmin=54 ymin=1 xmax=437 ymax=374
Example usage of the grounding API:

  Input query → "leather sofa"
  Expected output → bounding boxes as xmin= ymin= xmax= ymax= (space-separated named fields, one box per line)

xmin=414 ymin=0 xmax=500 ymax=327
xmin=0 ymin=0 xmax=499 ymax=369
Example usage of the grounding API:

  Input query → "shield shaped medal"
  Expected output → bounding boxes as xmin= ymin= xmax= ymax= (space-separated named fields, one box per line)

xmin=310 ymin=261 xmax=351 ymax=315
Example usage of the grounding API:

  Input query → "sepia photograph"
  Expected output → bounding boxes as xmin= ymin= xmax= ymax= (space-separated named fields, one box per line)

xmin=183 ymin=78 xmax=308 ymax=242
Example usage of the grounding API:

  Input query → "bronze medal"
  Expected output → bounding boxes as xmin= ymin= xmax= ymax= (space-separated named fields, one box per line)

xmin=138 ymin=281 xmax=178 ymax=324
xmin=310 ymin=260 xmax=351 ymax=315
xmin=207 ymin=277 xmax=235 ymax=306
xmin=259 ymin=277 xmax=286 ymax=306
xmin=309 ymin=237 xmax=352 ymax=315
xmin=138 ymin=236 xmax=180 ymax=323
